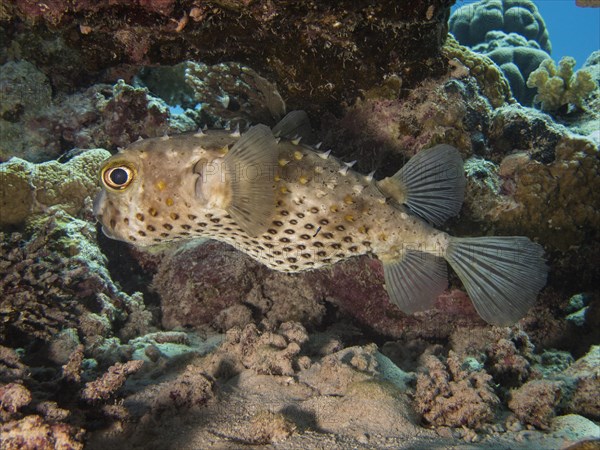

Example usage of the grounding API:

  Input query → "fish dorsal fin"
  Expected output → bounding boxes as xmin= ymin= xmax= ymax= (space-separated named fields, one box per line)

xmin=223 ymin=124 xmax=278 ymax=237
xmin=382 ymin=249 xmax=448 ymax=314
xmin=377 ymin=144 xmax=466 ymax=226
xmin=272 ymin=110 xmax=315 ymax=144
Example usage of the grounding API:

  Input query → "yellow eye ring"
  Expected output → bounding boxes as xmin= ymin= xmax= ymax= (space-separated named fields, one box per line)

xmin=102 ymin=164 xmax=135 ymax=191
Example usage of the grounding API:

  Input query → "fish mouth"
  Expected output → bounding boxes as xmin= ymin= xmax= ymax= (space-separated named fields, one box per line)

xmin=92 ymin=190 xmax=117 ymax=239
xmin=93 ymin=190 xmax=106 ymax=218
xmin=100 ymin=225 xmax=117 ymax=239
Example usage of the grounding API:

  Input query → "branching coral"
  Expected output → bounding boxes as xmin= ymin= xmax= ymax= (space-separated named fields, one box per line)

xmin=527 ymin=57 xmax=598 ymax=111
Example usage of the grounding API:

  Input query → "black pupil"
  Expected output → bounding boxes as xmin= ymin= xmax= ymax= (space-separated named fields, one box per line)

xmin=109 ymin=168 xmax=128 ymax=185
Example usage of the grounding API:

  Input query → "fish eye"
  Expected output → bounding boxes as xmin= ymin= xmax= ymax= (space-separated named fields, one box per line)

xmin=102 ymin=164 xmax=134 ymax=191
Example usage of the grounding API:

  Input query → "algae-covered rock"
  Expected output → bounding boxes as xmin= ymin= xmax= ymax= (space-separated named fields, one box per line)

xmin=0 ymin=148 xmax=109 ymax=227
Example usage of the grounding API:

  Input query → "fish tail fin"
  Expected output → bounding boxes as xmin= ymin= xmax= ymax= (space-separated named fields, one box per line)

xmin=444 ymin=236 xmax=548 ymax=325
xmin=377 ymin=144 xmax=466 ymax=226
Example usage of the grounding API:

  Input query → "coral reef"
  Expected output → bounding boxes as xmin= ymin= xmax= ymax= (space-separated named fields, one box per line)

xmin=320 ymin=71 xmax=495 ymax=176
xmin=508 ymin=380 xmax=563 ymax=429
xmin=1 ymin=0 xmax=453 ymax=117
xmin=82 ymin=360 xmax=144 ymax=403
xmin=442 ymin=35 xmax=514 ymax=108
xmin=562 ymin=346 xmax=600 ymax=420
xmin=0 ymin=60 xmax=199 ymax=162
xmin=485 ymin=43 xmax=551 ymax=105
xmin=449 ymin=0 xmax=551 ymax=53
xmin=0 ymin=149 xmax=109 ymax=226
xmin=0 ymin=0 xmax=598 ymax=447
xmin=527 ymin=57 xmax=598 ymax=112
xmin=0 ymin=414 xmax=85 ymax=450
xmin=414 ymin=351 xmax=500 ymax=429
xmin=449 ymin=0 xmax=553 ymax=105
xmin=184 ymin=61 xmax=286 ymax=125
xmin=0 ymin=209 xmax=152 ymax=346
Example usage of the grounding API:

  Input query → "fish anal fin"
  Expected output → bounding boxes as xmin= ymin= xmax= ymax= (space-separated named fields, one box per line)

xmin=383 ymin=249 xmax=448 ymax=314
xmin=223 ymin=124 xmax=278 ymax=237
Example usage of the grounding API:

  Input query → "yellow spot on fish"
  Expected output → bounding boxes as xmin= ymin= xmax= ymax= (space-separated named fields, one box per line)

xmin=149 ymin=207 xmax=158 ymax=217
xmin=330 ymin=205 xmax=339 ymax=213
xmin=274 ymin=174 xmax=281 ymax=182
xmin=280 ymin=185 xmax=289 ymax=194
xmin=278 ymin=158 xmax=290 ymax=167
xmin=344 ymin=194 xmax=354 ymax=205
xmin=345 ymin=214 xmax=355 ymax=222
xmin=294 ymin=150 xmax=303 ymax=160
xmin=314 ymin=166 xmax=324 ymax=174
xmin=358 ymin=225 xmax=368 ymax=233
xmin=166 ymin=198 xmax=174 ymax=206
xmin=299 ymin=175 xmax=309 ymax=185
xmin=156 ymin=180 xmax=166 ymax=191
xmin=170 ymin=212 xmax=179 ymax=220
xmin=378 ymin=232 xmax=387 ymax=241
xmin=218 ymin=146 xmax=229 ymax=156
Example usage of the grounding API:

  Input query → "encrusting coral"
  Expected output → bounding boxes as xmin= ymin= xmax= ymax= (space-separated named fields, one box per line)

xmin=527 ymin=57 xmax=598 ymax=112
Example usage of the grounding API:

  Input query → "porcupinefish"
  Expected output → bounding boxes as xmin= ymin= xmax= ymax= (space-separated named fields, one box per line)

xmin=94 ymin=111 xmax=548 ymax=326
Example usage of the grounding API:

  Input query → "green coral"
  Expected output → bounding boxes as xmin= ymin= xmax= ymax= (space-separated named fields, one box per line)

xmin=527 ymin=57 xmax=598 ymax=111
xmin=0 ymin=149 xmax=109 ymax=227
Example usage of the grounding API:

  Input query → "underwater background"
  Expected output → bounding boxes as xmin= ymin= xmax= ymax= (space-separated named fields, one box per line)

xmin=0 ymin=1 xmax=599 ymax=449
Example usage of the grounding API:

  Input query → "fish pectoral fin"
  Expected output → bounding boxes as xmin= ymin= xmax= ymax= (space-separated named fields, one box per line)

xmin=377 ymin=144 xmax=466 ymax=226
xmin=382 ymin=249 xmax=448 ymax=314
xmin=223 ymin=124 xmax=279 ymax=237
xmin=271 ymin=110 xmax=315 ymax=144
xmin=444 ymin=236 xmax=547 ymax=326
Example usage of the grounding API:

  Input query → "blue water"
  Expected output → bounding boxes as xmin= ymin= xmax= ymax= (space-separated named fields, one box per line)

xmin=452 ymin=0 xmax=600 ymax=68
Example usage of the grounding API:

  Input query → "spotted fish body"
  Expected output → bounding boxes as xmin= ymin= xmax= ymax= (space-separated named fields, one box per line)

xmin=95 ymin=111 xmax=548 ymax=326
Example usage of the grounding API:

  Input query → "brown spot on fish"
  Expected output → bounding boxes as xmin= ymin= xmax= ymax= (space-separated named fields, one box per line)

xmin=170 ymin=212 xmax=179 ymax=220
xmin=163 ymin=223 xmax=173 ymax=230
xmin=136 ymin=213 xmax=145 ymax=222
